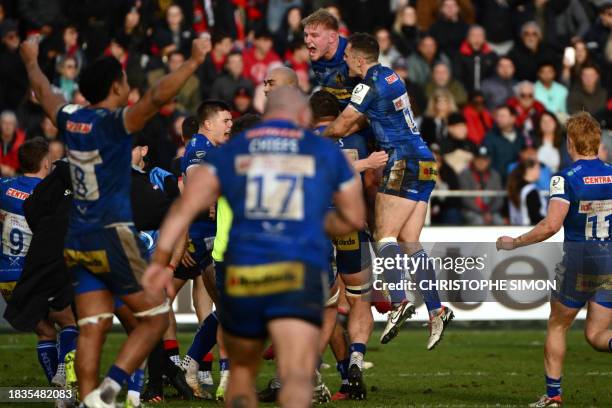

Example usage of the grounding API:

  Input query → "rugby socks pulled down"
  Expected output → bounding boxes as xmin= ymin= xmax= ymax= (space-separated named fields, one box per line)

xmin=186 ymin=312 xmax=218 ymax=362
xmin=101 ymin=365 xmax=130 ymax=403
xmin=411 ymin=249 xmax=442 ymax=316
xmin=545 ymin=375 xmax=562 ymax=398
xmin=377 ymin=238 xmax=406 ymax=304
xmin=127 ymin=368 xmax=145 ymax=405
xmin=36 ymin=340 xmax=58 ymax=384
xmin=336 ymin=358 xmax=349 ymax=386
xmin=349 ymin=343 xmax=366 ymax=370
xmin=58 ymin=326 xmax=79 ymax=362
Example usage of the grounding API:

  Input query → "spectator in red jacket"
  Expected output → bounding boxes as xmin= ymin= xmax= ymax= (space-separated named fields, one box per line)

xmin=0 ymin=111 xmax=25 ymax=176
xmin=463 ymin=91 xmax=493 ymax=145
xmin=506 ymin=81 xmax=545 ymax=142
xmin=456 ymin=25 xmax=497 ymax=93
xmin=242 ymin=28 xmax=282 ymax=86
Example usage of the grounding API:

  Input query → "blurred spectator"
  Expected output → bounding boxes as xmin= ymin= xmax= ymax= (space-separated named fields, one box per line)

xmin=17 ymin=0 xmax=65 ymax=32
xmin=535 ymin=111 xmax=564 ymax=172
xmin=407 ymin=35 xmax=452 ymax=87
xmin=391 ymin=5 xmax=420 ymax=56
xmin=508 ymin=145 xmax=553 ymax=191
xmin=483 ymin=105 xmax=525 ymax=182
xmin=392 ymin=58 xmax=427 ymax=117
xmin=507 ymin=21 xmax=559 ymax=81
xmin=463 ymin=91 xmax=493 ymax=145
xmin=430 ymin=0 xmax=469 ymax=56
xmin=114 ymin=7 xmax=149 ymax=54
xmin=424 ymin=62 xmax=468 ymax=107
xmin=475 ymin=0 xmax=515 ymax=55
xmin=54 ymin=56 xmax=79 ymax=102
xmin=285 ymin=41 xmax=311 ymax=93
xmin=27 ymin=116 xmax=58 ymax=141
xmin=141 ymin=100 xmax=180 ymax=171
xmin=567 ymin=63 xmax=608 ymax=114
xmin=0 ymin=110 xmax=25 ymax=176
xmin=458 ymin=145 xmax=505 ymax=226
xmin=267 ymin=0 xmax=302 ymax=34
xmin=274 ymin=6 xmax=304 ymax=57
xmin=48 ymin=139 xmax=65 ymax=162
xmin=58 ymin=25 xmax=85 ymax=73
xmin=325 ymin=5 xmax=350 ymax=38
xmin=430 ymin=144 xmax=463 ymax=225
xmin=507 ymin=159 xmax=546 ymax=226
xmin=456 ymin=25 xmax=497 ymax=93
xmin=152 ymin=4 xmax=194 ymax=57
xmin=538 ymin=0 xmax=590 ymax=52
xmin=440 ymin=112 xmax=475 ymax=175
xmin=242 ymin=28 xmax=282 ymax=86
xmin=0 ymin=20 xmax=27 ymax=112
xmin=481 ymin=56 xmax=517 ymax=111
xmin=231 ymin=87 xmax=257 ymax=118
xmin=534 ymin=62 xmax=568 ymax=117
xmin=584 ymin=1 xmax=612 ymax=68
xmin=600 ymin=128 xmax=612 ymax=163
xmin=506 ymin=81 xmax=545 ymax=140
xmin=560 ymin=39 xmax=593 ymax=87
xmin=107 ymin=36 xmax=146 ymax=91
xmin=420 ymin=89 xmax=458 ymax=146
xmin=376 ymin=27 xmax=401 ymax=68
xmin=210 ymin=51 xmax=253 ymax=103
xmin=199 ymin=32 xmax=233 ymax=99
xmin=148 ymin=51 xmax=201 ymax=113
xmin=416 ymin=0 xmax=475 ymax=31
xmin=17 ymin=90 xmax=44 ymax=139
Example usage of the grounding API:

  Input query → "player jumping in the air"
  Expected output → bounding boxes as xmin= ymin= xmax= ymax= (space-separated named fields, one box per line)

xmin=19 ymin=36 xmax=211 ymax=407
xmin=143 ymin=86 xmax=365 ymax=408
xmin=497 ymin=112 xmax=611 ymax=408
xmin=323 ymin=33 xmax=454 ymax=348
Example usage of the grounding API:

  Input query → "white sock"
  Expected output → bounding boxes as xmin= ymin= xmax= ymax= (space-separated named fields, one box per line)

xmin=349 ymin=351 xmax=364 ymax=370
xmin=127 ymin=390 xmax=140 ymax=406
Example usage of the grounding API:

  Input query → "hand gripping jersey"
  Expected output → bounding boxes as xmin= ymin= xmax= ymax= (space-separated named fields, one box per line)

xmin=56 ymin=105 xmax=134 ymax=234
xmin=0 ymin=176 xmax=42 ymax=284
xmin=203 ymin=119 xmax=355 ymax=271
xmin=311 ymin=36 xmax=359 ymax=108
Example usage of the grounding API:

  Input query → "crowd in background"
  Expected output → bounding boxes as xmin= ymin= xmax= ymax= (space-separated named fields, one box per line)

xmin=1 ymin=0 xmax=612 ymax=226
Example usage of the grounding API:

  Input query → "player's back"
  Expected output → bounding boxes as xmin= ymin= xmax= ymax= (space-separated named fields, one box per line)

xmin=57 ymin=105 xmax=133 ymax=234
xmin=311 ymin=37 xmax=358 ymax=108
xmin=313 ymin=125 xmax=370 ymax=162
xmin=550 ymin=158 xmax=612 ymax=242
xmin=205 ymin=119 xmax=354 ymax=271
xmin=0 ymin=176 xmax=41 ymax=276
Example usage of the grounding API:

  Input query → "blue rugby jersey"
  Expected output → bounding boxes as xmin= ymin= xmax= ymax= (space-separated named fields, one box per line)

xmin=311 ymin=37 xmax=359 ymax=108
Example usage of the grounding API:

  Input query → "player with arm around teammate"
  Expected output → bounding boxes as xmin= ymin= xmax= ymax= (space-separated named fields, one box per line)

xmin=497 ymin=112 xmax=612 ymax=408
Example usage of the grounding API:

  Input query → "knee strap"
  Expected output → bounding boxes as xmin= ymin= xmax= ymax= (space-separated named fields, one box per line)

xmin=133 ymin=299 xmax=170 ymax=318
xmin=77 ymin=313 xmax=114 ymax=326
xmin=345 ymin=283 xmax=372 ymax=297
xmin=325 ymin=288 xmax=340 ymax=307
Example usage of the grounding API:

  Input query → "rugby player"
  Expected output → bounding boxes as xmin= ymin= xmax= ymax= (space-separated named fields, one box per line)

xmin=497 ymin=112 xmax=612 ymax=408
xmin=19 ymin=36 xmax=211 ymax=406
xmin=143 ymin=86 xmax=365 ymax=408
xmin=323 ymin=33 xmax=454 ymax=348
xmin=263 ymin=66 xmax=299 ymax=97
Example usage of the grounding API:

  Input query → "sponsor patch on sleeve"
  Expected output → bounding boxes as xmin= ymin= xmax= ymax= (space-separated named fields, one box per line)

xmin=350 ymin=84 xmax=370 ymax=105
xmin=550 ymin=176 xmax=565 ymax=196
xmin=61 ymin=104 xmax=81 ymax=114
xmin=385 ymin=73 xmax=399 ymax=84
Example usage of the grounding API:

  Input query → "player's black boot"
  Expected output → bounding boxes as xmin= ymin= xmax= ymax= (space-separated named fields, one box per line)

xmin=141 ymin=382 xmax=164 ymax=403
xmin=258 ymin=378 xmax=280 ymax=403
xmin=347 ymin=364 xmax=367 ymax=400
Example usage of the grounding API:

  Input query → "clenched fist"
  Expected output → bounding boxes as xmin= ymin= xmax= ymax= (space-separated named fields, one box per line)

xmin=366 ymin=151 xmax=389 ymax=170
xmin=20 ymin=39 xmax=39 ymax=66
xmin=190 ymin=37 xmax=212 ymax=65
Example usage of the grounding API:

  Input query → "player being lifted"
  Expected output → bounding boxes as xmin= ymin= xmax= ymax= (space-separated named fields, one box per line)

xmin=323 ymin=33 xmax=454 ymax=348
xmin=497 ymin=112 xmax=611 ymax=408
xmin=20 ymin=36 xmax=211 ymax=407
xmin=143 ymin=87 xmax=365 ymax=408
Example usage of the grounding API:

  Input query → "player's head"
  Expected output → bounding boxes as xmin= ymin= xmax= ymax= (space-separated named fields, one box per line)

xmin=131 ymin=133 xmax=149 ymax=168
xmin=18 ymin=137 xmax=50 ymax=177
xmin=196 ymin=100 xmax=233 ymax=146
xmin=345 ymin=33 xmax=379 ymax=77
xmin=566 ymin=112 xmax=601 ymax=159
xmin=263 ymin=66 xmax=298 ymax=97
xmin=181 ymin=115 xmax=199 ymax=143
xmin=265 ymin=87 xmax=311 ymax=128
xmin=302 ymin=9 xmax=339 ymax=61
xmin=309 ymin=90 xmax=340 ymax=125
xmin=79 ymin=56 xmax=129 ymax=106
xmin=230 ymin=113 xmax=262 ymax=137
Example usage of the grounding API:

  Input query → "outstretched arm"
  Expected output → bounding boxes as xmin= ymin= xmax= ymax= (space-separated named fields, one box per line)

xmin=20 ymin=40 xmax=65 ymax=126
xmin=124 ymin=38 xmax=211 ymax=133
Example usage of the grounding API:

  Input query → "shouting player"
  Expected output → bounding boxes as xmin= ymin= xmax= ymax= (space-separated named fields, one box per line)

xmin=20 ymin=36 xmax=211 ymax=406
xmin=497 ymin=112 xmax=611 ymax=408
xmin=324 ymin=33 xmax=454 ymax=348
xmin=143 ymin=86 xmax=365 ymax=408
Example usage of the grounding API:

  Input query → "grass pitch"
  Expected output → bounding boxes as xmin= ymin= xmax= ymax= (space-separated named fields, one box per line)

xmin=0 ymin=326 xmax=610 ymax=407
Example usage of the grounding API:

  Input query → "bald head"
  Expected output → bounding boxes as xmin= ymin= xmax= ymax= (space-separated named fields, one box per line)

xmin=264 ymin=86 xmax=311 ymax=127
xmin=264 ymin=66 xmax=299 ymax=96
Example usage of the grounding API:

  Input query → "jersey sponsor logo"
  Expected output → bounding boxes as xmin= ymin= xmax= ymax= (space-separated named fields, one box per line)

xmin=385 ymin=73 xmax=399 ymax=84
xmin=550 ymin=176 xmax=565 ymax=196
xmin=61 ymin=104 xmax=81 ymax=114
xmin=583 ymin=175 xmax=612 ymax=184
xmin=320 ymin=86 xmax=352 ymax=100
xmin=392 ymin=93 xmax=410 ymax=111
xmin=418 ymin=161 xmax=438 ymax=181
xmin=225 ymin=262 xmax=305 ymax=296
xmin=65 ymin=121 xmax=93 ymax=134
xmin=333 ymin=231 xmax=359 ymax=251
xmin=350 ymin=84 xmax=370 ymax=105
xmin=5 ymin=188 xmax=30 ymax=200
xmin=195 ymin=150 xmax=206 ymax=159
xmin=335 ymin=72 xmax=345 ymax=85
xmin=64 ymin=249 xmax=111 ymax=274
xmin=246 ymin=127 xmax=304 ymax=139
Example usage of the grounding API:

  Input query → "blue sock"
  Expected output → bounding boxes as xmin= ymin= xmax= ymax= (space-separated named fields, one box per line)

xmin=58 ymin=326 xmax=79 ymax=362
xmin=186 ymin=312 xmax=218 ymax=361
xmin=37 ymin=340 xmax=58 ymax=384
xmin=128 ymin=368 xmax=145 ymax=392
xmin=336 ymin=359 xmax=349 ymax=383
xmin=107 ymin=365 xmax=130 ymax=387
xmin=220 ymin=358 xmax=230 ymax=372
xmin=545 ymin=375 xmax=562 ymax=398
xmin=377 ymin=240 xmax=406 ymax=304
xmin=349 ymin=343 xmax=366 ymax=356
xmin=412 ymin=249 xmax=442 ymax=314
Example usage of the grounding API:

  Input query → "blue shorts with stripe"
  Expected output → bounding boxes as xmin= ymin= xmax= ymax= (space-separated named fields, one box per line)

xmin=379 ymin=148 xmax=436 ymax=202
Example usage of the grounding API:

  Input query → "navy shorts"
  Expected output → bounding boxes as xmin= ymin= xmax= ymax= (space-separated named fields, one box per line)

xmin=552 ymin=244 xmax=612 ymax=309
xmin=379 ymin=151 xmax=436 ymax=202
xmin=65 ymin=224 xmax=148 ymax=297
xmin=174 ymin=235 xmax=214 ymax=281
xmin=216 ymin=261 xmax=327 ymax=339
xmin=333 ymin=230 xmax=372 ymax=274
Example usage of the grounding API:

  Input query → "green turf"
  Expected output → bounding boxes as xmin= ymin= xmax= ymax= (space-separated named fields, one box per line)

xmin=0 ymin=328 xmax=610 ymax=407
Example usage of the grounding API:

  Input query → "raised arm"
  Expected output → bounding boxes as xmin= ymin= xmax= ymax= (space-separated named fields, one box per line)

xmin=20 ymin=40 xmax=65 ymax=126
xmin=124 ymin=38 xmax=211 ymax=133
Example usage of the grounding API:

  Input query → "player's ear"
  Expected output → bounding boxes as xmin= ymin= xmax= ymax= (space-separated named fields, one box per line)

xmin=329 ymin=30 xmax=338 ymax=44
